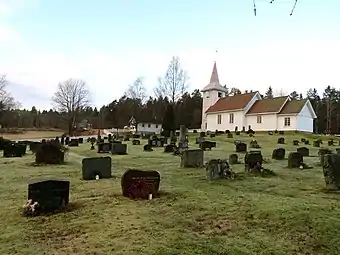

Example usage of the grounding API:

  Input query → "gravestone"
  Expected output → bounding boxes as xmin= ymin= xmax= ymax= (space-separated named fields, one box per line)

xmin=65 ymin=137 xmax=70 ymax=145
xmin=27 ymin=179 xmax=70 ymax=213
xmin=164 ymin=144 xmax=176 ymax=153
xmin=318 ymin=148 xmax=333 ymax=156
xmin=111 ymin=143 xmax=127 ymax=155
xmin=288 ymin=152 xmax=303 ymax=168
xmin=272 ymin=148 xmax=285 ymax=160
xmin=181 ymin=149 xmax=204 ymax=168
xmin=304 ymin=140 xmax=310 ymax=145
xmin=78 ymin=138 xmax=84 ymax=144
xmin=323 ymin=154 xmax=340 ymax=190
xmin=244 ymin=151 xmax=263 ymax=172
xmin=3 ymin=143 xmax=26 ymax=157
xmin=179 ymin=125 xmax=187 ymax=148
xmin=0 ymin=137 xmax=11 ymax=150
xmin=144 ymin=144 xmax=153 ymax=151
xmin=60 ymin=136 xmax=65 ymax=145
xmin=132 ymin=134 xmax=140 ymax=138
xmin=97 ymin=142 xmax=111 ymax=153
xmin=123 ymin=136 xmax=130 ymax=142
xmin=55 ymin=137 xmax=60 ymax=143
xmin=293 ymin=140 xmax=299 ymax=146
xmin=206 ymin=159 xmax=234 ymax=180
xmin=200 ymin=131 xmax=206 ymax=137
xmin=249 ymin=140 xmax=260 ymax=149
xmin=297 ymin=147 xmax=309 ymax=157
xmin=313 ymin=140 xmax=320 ymax=147
xmin=68 ymin=139 xmax=79 ymax=147
xmin=196 ymin=136 xmax=205 ymax=144
xmin=235 ymin=131 xmax=241 ymax=135
xmin=121 ymin=169 xmax=160 ymax=199
xmin=328 ymin=140 xmax=334 ymax=146
xmin=227 ymin=133 xmax=233 ymax=138
xmin=277 ymin=137 xmax=285 ymax=144
xmin=82 ymin=157 xmax=112 ymax=180
xmin=229 ymin=154 xmax=239 ymax=164
xmin=193 ymin=129 xmax=197 ymax=133
xmin=234 ymin=126 xmax=238 ymax=133
xmin=318 ymin=148 xmax=333 ymax=166
xmin=268 ymin=131 xmax=273 ymax=135
xmin=279 ymin=131 xmax=284 ymax=135
xmin=225 ymin=130 xmax=230 ymax=134
xmin=301 ymin=138 xmax=306 ymax=143
xmin=236 ymin=142 xmax=247 ymax=152
xmin=132 ymin=139 xmax=141 ymax=145
xmin=148 ymin=138 xmax=164 ymax=147
xmin=242 ymin=126 xmax=246 ymax=133
xmin=199 ymin=141 xmax=216 ymax=151
xmin=210 ymin=134 xmax=216 ymax=138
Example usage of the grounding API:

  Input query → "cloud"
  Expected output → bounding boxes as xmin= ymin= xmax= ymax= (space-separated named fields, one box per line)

xmin=1 ymin=39 xmax=340 ymax=110
xmin=0 ymin=23 xmax=20 ymax=44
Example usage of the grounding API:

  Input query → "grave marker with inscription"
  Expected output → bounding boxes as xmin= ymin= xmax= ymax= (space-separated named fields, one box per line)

xmin=121 ymin=169 xmax=160 ymax=199
xmin=82 ymin=157 xmax=112 ymax=180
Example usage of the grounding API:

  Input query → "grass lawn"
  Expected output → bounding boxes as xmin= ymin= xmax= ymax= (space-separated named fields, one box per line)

xmin=1 ymin=133 xmax=340 ymax=255
xmin=1 ymin=130 xmax=64 ymax=140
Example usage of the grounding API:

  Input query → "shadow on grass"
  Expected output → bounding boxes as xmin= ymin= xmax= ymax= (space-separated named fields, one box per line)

xmin=319 ymin=188 xmax=340 ymax=194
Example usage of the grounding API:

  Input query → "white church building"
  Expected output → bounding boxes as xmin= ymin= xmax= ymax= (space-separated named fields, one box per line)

xmin=201 ymin=62 xmax=317 ymax=133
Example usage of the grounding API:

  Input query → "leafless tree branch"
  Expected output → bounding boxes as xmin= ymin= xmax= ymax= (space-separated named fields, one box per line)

xmin=154 ymin=56 xmax=189 ymax=103
xmin=0 ymin=74 xmax=20 ymax=110
xmin=125 ymin=77 xmax=147 ymax=101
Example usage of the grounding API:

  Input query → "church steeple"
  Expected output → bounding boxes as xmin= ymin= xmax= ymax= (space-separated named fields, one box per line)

xmin=209 ymin=61 xmax=220 ymax=85
xmin=201 ymin=61 xmax=228 ymax=93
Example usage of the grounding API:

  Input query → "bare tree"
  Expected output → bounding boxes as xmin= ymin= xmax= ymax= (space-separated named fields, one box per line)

xmin=154 ymin=56 xmax=189 ymax=103
xmin=0 ymin=74 xmax=20 ymax=110
xmin=52 ymin=78 xmax=91 ymax=135
xmin=273 ymin=89 xmax=288 ymax=97
xmin=125 ymin=77 xmax=146 ymax=101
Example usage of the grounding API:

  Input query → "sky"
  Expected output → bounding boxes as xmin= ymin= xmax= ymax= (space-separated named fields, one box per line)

xmin=0 ymin=0 xmax=339 ymax=110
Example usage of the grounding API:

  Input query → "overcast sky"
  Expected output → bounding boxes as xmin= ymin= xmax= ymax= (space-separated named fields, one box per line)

xmin=0 ymin=0 xmax=339 ymax=110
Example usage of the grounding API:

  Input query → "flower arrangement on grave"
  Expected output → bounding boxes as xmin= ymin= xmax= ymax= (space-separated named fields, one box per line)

xmin=22 ymin=199 xmax=39 ymax=216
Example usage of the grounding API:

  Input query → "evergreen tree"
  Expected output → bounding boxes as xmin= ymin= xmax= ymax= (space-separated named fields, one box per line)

xmin=265 ymin=86 xmax=273 ymax=98
xmin=162 ymin=104 xmax=175 ymax=137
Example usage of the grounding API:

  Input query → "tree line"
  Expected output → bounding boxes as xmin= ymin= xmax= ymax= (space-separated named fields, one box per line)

xmin=0 ymin=57 xmax=339 ymax=134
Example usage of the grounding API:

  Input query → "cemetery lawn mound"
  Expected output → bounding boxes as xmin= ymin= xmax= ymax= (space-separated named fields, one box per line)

xmin=1 ymin=133 xmax=340 ymax=254
xmin=1 ymin=130 xmax=64 ymax=140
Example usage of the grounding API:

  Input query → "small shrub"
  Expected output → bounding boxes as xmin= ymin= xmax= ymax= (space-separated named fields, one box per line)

xmin=35 ymin=140 xmax=68 ymax=164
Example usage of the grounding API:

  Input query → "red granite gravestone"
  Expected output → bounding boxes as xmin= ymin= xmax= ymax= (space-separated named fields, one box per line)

xmin=121 ymin=169 xmax=160 ymax=199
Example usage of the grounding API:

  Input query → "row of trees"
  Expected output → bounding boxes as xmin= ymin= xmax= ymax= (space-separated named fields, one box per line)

xmin=0 ymin=56 xmax=339 ymax=134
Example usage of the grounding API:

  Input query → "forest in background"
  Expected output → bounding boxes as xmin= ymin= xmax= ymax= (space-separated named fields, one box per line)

xmin=0 ymin=57 xmax=338 ymax=134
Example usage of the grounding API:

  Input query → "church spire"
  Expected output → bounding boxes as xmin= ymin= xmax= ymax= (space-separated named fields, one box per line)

xmin=209 ymin=61 xmax=220 ymax=85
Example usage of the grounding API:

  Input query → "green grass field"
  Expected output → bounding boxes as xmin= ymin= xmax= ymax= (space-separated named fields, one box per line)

xmin=1 ymin=133 xmax=340 ymax=255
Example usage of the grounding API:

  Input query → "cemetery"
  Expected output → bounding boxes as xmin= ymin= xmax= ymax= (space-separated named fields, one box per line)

xmin=1 ymin=131 xmax=340 ymax=254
